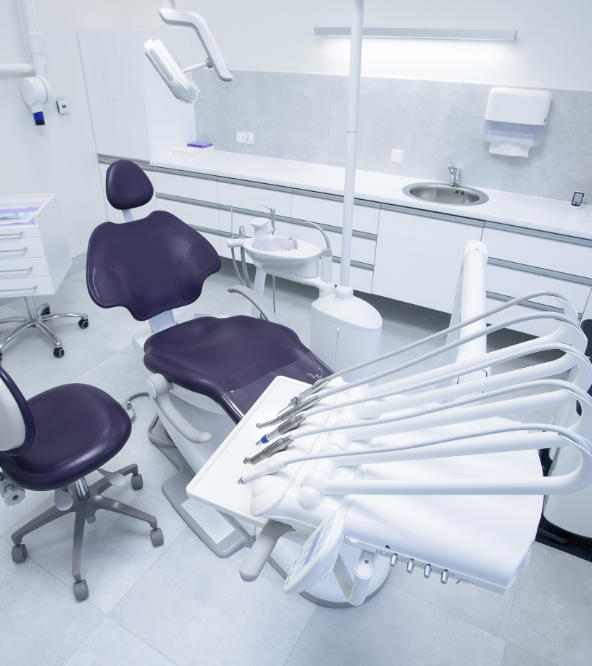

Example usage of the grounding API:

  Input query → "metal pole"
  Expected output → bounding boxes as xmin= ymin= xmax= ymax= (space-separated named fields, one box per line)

xmin=339 ymin=0 xmax=364 ymax=288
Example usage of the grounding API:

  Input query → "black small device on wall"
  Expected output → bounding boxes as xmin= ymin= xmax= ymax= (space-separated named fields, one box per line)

xmin=571 ymin=191 xmax=585 ymax=206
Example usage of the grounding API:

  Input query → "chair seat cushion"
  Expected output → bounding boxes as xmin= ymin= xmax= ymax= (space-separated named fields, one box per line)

xmin=143 ymin=315 xmax=332 ymax=421
xmin=0 ymin=384 xmax=131 ymax=491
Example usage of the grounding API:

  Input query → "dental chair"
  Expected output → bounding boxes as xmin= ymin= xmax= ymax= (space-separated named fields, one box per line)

xmin=0 ymin=365 xmax=163 ymax=601
xmin=86 ymin=159 xmax=331 ymax=552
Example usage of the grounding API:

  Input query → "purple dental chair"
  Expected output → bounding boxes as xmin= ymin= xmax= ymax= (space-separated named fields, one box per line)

xmin=0 ymin=365 xmax=163 ymax=602
xmin=85 ymin=160 xmax=331 ymax=554
xmin=88 ymin=160 xmax=331 ymax=423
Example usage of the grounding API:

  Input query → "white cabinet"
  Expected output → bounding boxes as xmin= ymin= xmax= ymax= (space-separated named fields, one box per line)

xmin=0 ymin=194 xmax=70 ymax=299
xmin=217 ymin=182 xmax=291 ymax=217
xmin=372 ymin=209 xmax=483 ymax=313
xmin=150 ymin=171 xmax=219 ymax=203
xmin=291 ymin=194 xmax=379 ymax=234
xmin=482 ymin=226 xmax=592 ymax=278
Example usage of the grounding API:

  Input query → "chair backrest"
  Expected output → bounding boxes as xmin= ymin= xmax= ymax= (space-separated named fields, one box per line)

xmin=87 ymin=205 xmax=221 ymax=321
xmin=0 ymin=367 xmax=35 ymax=456
xmin=106 ymin=159 xmax=154 ymax=210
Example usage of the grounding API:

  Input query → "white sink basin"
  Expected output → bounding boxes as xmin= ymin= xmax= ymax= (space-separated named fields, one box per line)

xmin=243 ymin=235 xmax=321 ymax=278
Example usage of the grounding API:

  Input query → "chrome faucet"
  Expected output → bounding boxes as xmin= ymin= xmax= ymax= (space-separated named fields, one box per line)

xmin=262 ymin=205 xmax=276 ymax=234
xmin=448 ymin=164 xmax=461 ymax=187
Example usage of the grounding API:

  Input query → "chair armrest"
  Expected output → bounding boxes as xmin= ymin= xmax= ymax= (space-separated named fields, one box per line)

xmin=227 ymin=285 xmax=277 ymax=323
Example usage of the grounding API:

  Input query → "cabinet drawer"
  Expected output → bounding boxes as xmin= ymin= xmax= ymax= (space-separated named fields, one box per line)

xmin=0 ymin=257 xmax=49 ymax=279
xmin=486 ymin=264 xmax=590 ymax=313
xmin=217 ymin=182 xmax=291 ymax=216
xmin=0 ymin=236 xmax=45 ymax=259
xmin=151 ymin=171 xmax=219 ymax=203
xmin=0 ymin=276 xmax=54 ymax=298
xmin=0 ymin=225 xmax=40 ymax=241
xmin=156 ymin=199 xmax=219 ymax=235
xmin=291 ymin=194 xmax=379 ymax=235
xmin=482 ymin=227 xmax=592 ymax=279
xmin=275 ymin=221 xmax=375 ymax=265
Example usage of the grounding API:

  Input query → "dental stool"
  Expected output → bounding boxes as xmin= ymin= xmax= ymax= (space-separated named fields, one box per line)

xmin=0 ymin=366 xmax=163 ymax=602
xmin=86 ymin=160 xmax=331 ymax=551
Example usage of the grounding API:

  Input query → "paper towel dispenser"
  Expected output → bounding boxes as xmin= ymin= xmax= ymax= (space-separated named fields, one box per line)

xmin=484 ymin=87 xmax=551 ymax=157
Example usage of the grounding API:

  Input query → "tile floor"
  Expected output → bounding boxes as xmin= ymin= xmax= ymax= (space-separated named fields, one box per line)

xmin=0 ymin=260 xmax=590 ymax=666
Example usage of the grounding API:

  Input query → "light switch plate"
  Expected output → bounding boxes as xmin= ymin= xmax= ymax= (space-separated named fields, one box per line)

xmin=236 ymin=131 xmax=255 ymax=145
xmin=390 ymin=148 xmax=404 ymax=163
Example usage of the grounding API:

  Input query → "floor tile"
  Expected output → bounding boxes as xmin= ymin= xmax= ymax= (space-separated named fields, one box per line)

xmin=111 ymin=530 xmax=316 ymax=666
xmin=285 ymin=581 xmax=505 ymax=666
xmin=507 ymin=543 xmax=592 ymax=666
xmin=3 ymin=451 xmax=187 ymax=614
xmin=501 ymin=641 xmax=556 ymax=666
xmin=0 ymin=539 xmax=104 ymax=666
xmin=63 ymin=617 xmax=175 ymax=666
xmin=389 ymin=564 xmax=517 ymax=638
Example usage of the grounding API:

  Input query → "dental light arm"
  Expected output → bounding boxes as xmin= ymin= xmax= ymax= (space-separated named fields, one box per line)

xmin=145 ymin=1 xmax=232 ymax=104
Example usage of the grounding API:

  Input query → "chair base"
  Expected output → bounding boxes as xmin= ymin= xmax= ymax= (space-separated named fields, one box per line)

xmin=10 ymin=463 xmax=162 ymax=601
xmin=0 ymin=296 xmax=88 ymax=359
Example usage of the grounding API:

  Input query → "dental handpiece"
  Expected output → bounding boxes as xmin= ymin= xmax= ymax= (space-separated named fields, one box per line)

xmin=243 ymin=437 xmax=293 ymax=465
xmin=257 ymin=414 xmax=306 ymax=446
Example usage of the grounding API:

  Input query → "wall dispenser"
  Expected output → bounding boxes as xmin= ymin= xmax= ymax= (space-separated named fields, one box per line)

xmin=484 ymin=87 xmax=551 ymax=157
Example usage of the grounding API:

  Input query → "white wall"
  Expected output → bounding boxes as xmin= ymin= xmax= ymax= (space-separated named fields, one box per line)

xmin=176 ymin=0 xmax=592 ymax=92
xmin=0 ymin=0 xmax=591 ymax=259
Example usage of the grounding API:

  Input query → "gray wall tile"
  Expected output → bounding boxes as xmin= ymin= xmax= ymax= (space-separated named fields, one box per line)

xmin=195 ymin=71 xmax=592 ymax=202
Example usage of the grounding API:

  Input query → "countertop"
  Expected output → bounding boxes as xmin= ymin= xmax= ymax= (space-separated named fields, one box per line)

xmin=152 ymin=148 xmax=592 ymax=241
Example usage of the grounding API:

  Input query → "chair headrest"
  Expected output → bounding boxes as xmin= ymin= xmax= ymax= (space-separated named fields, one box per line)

xmin=105 ymin=160 xmax=154 ymax=211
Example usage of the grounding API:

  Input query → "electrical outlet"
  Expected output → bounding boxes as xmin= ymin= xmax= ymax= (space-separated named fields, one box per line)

xmin=390 ymin=148 xmax=404 ymax=164
xmin=236 ymin=131 xmax=255 ymax=145
xmin=56 ymin=98 xmax=70 ymax=115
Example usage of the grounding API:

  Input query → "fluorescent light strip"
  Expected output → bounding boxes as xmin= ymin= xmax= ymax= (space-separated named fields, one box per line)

xmin=314 ymin=27 xmax=518 ymax=42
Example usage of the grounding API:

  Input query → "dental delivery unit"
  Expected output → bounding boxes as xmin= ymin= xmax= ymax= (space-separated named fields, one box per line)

xmin=185 ymin=241 xmax=592 ymax=607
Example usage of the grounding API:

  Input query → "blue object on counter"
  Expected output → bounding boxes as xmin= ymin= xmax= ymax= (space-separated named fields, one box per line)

xmin=33 ymin=111 xmax=45 ymax=126
xmin=187 ymin=141 xmax=213 ymax=149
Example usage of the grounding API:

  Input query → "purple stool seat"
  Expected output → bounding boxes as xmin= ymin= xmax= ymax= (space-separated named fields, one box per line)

xmin=144 ymin=315 xmax=331 ymax=421
xmin=0 ymin=384 xmax=131 ymax=491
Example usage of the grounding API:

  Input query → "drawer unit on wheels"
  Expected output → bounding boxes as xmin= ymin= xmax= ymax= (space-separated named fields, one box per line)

xmin=0 ymin=194 xmax=85 ymax=358
xmin=372 ymin=208 xmax=483 ymax=313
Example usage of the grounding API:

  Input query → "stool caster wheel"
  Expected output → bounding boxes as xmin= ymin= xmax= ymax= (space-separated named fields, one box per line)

xmin=40 ymin=305 xmax=51 ymax=316
xmin=53 ymin=347 xmax=64 ymax=358
xmin=73 ymin=579 xmax=89 ymax=602
xmin=11 ymin=544 xmax=28 ymax=564
xmin=78 ymin=317 xmax=89 ymax=329
xmin=150 ymin=528 xmax=164 ymax=547
xmin=131 ymin=473 xmax=143 ymax=490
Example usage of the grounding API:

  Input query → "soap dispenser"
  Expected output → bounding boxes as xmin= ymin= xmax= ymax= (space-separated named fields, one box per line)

xmin=484 ymin=87 xmax=551 ymax=157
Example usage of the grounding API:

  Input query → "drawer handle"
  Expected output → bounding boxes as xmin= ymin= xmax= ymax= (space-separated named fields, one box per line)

xmin=0 ymin=285 xmax=37 ymax=293
xmin=0 ymin=248 xmax=27 ymax=257
xmin=0 ymin=267 xmax=33 ymax=277
xmin=0 ymin=232 xmax=24 ymax=240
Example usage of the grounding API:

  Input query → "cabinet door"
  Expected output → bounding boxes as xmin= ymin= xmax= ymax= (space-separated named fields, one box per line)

xmin=373 ymin=210 xmax=482 ymax=313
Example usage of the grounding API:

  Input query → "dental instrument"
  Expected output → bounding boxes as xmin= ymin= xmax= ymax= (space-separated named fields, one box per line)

xmin=145 ymin=1 xmax=232 ymax=103
xmin=187 ymin=240 xmax=592 ymax=606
